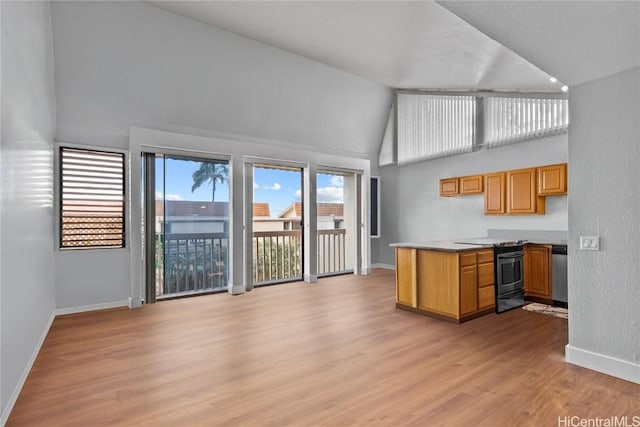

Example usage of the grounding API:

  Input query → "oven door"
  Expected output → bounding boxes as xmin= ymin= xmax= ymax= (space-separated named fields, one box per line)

xmin=496 ymin=251 xmax=524 ymax=294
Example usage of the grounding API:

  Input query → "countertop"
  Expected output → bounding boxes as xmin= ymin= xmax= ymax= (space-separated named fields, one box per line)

xmin=390 ymin=238 xmax=567 ymax=252
xmin=390 ymin=241 xmax=494 ymax=252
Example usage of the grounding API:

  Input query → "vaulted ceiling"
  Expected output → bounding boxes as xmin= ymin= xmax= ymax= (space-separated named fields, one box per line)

xmin=149 ymin=1 xmax=566 ymax=91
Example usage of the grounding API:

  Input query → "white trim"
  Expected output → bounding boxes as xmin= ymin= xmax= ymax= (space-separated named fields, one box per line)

xmin=372 ymin=263 xmax=395 ymax=270
xmin=304 ymin=274 xmax=318 ymax=283
xmin=128 ymin=297 xmax=142 ymax=309
xmin=55 ymin=300 xmax=129 ymax=316
xmin=1 ymin=311 xmax=55 ymax=427
xmin=229 ymin=285 xmax=245 ymax=295
xmin=565 ymin=344 xmax=640 ymax=384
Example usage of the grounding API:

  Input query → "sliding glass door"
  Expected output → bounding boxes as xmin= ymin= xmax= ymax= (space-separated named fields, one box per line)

xmin=252 ymin=164 xmax=303 ymax=286
xmin=316 ymin=171 xmax=356 ymax=276
xmin=144 ymin=153 xmax=230 ymax=301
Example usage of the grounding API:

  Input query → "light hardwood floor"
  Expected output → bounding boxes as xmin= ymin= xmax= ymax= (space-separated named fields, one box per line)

xmin=8 ymin=270 xmax=639 ymax=426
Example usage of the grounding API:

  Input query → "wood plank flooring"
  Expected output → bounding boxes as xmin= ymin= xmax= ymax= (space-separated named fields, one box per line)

xmin=8 ymin=269 xmax=639 ymax=426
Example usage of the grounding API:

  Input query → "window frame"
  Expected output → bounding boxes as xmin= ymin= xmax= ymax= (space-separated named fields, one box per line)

xmin=56 ymin=143 xmax=128 ymax=251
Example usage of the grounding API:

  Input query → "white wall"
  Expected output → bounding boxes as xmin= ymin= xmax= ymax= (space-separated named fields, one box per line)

xmin=0 ymin=1 xmax=56 ymax=422
xmin=50 ymin=1 xmax=391 ymax=309
xmin=377 ymin=134 xmax=568 ymax=266
xmin=565 ymin=67 xmax=640 ymax=383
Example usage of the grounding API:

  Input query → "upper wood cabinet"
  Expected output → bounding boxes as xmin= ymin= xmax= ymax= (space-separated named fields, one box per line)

xmin=506 ymin=168 xmax=545 ymax=215
xmin=538 ymin=163 xmax=567 ymax=195
xmin=440 ymin=178 xmax=459 ymax=197
xmin=459 ymin=175 xmax=484 ymax=195
xmin=484 ymin=172 xmax=506 ymax=215
xmin=524 ymin=244 xmax=552 ymax=300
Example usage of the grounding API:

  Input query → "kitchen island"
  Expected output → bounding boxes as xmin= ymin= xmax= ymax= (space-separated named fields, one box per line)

xmin=391 ymin=242 xmax=496 ymax=323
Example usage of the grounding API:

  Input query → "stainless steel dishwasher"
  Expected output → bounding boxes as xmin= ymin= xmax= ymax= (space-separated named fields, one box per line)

xmin=552 ymin=245 xmax=568 ymax=308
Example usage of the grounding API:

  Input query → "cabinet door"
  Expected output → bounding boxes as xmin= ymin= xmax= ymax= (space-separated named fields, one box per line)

xmin=507 ymin=168 xmax=545 ymax=214
xmin=396 ymin=248 xmax=417 ymax=307
xmin=440 ymin=178 xmax=459 ymax=197
xmin=538 ymin=163 xmax=567 ymax=195
xmin=524 ymin=245 xmax=551 ymax=298
xmin=484 ymin=173 xmax=505 ymax=215
xmin=460 ymin=265 xmax=478 ymax=315
xmin=460 ymin=175 xmax=484 ymax=195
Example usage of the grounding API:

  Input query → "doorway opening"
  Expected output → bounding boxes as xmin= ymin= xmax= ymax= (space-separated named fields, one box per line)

xmin=144 ymin=153 xmax=230 ymax=302
xmin=316 ymin=171 xmax=356 ymax=277
xmin=252 ymin=164 xmax=303 ymax=286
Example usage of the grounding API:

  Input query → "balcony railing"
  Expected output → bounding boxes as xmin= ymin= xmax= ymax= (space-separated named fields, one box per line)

xmin=253 ymin=231 xmax=302 ymax=284
xmin=157 ymin=232 xmax=228 ymax=298
xmin=155 ymin=229 xmax=349 ymax=296
xmin=317 ymin=229 xmax=347 ymax=276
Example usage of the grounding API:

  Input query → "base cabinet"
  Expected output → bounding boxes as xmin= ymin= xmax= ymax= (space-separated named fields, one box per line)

xmin=524 ymin=244 xmax=552 ymax=301
xmin=397 ymin=248 xmax=495 ymax=322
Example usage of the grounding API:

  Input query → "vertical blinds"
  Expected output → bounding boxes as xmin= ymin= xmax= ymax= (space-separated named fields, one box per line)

xmin=396 ymin=93 xmax=475 ymax=165
xmin=60 ymin=147 xmax=125 ymax=249
xmin=484 ymin=97 xmax=568 ymax=148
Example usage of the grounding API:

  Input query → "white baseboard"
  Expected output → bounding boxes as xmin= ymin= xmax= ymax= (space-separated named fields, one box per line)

xmin=304 ymin=274 xmax=318 ymax=283
xmin=565 ymin=344 xmax=640 ymax=384
xmin=230 ymin=285 xmax=245 ymax=295
xmin=372 ymin=263 xmax=395 ymax=270
xmin=128 ymin=297 xmax=142 ymax=309
xmin=1 ymin=310 xmax=55 ymax=427
xmin=56 ymin=300 xmax=129 ymax=316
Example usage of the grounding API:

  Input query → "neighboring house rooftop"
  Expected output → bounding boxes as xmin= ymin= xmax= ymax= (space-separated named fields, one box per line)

xmin=278 ymin=202 xmax=343 ymax=218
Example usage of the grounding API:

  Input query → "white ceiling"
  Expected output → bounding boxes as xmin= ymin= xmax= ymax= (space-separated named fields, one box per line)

xmin=439 ymin=1 xmax=640 ymax=87
xmin=149 ymin=1 xmax=564 ymax=91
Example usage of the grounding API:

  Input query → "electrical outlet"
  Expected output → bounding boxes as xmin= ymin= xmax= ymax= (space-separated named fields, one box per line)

xmin=580 ymin=236 xmax=600 ymax=251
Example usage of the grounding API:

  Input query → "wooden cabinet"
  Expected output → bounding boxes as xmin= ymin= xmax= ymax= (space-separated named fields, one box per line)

xmin=460 ymin=265 xmax=478 ymax=315
xmin=440 ymin=178 xmax=459 ymax=196
xmin=506 ymin=168 xmax=545 ymax=215
xmin=459 ymin=175 xmax=484 ymax=195
xmin=524 ymin=244 xmax=552 ymax=301
xmin=398 ymin=248 xmax=494 ymax=322
xmin=484 ymin=172 xmax=506 ymax=214
xmin=476 ymin=250 xmax=495 ymax=309
xmin=396 ymin=248 xmax=417 ymax=307
xmin=538 ymin=163 xmax=567 ymax=195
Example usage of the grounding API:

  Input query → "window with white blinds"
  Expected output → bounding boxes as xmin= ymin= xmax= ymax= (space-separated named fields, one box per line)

xmin=60 ymin=147 xmax=125 ymax=249
xmin=396 ymin=93 xmax=476 ymax=165
xmin=484 ymin=96 xmax=568 ymax=148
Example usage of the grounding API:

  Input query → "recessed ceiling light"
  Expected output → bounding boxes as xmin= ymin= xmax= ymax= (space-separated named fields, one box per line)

xmin=549 ymin=77 xmax=557 ymax=83
xmin=561 ymin=85 xmax=569 ymax=92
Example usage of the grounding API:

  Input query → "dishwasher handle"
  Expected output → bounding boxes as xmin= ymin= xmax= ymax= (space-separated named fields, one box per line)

xmin=552 ymin=245 xmax=567 ymax=255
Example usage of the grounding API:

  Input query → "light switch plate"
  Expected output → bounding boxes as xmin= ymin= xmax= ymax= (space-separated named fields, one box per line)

xmin=580 ymin=236 xmax=600 ymax=251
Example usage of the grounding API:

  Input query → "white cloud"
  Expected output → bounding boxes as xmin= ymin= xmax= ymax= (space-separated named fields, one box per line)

xmin=293 ymin=186 xmax=344 ymax=202
xmin=155 ymin=191 xmax=183 ymax=201
xmin=330 ymin=175 xmax=344 ymax=187
xmin=254 ymin=182 xmax=281 ymax=190
xmin=317 ymin=186 xmax=343 ymax=203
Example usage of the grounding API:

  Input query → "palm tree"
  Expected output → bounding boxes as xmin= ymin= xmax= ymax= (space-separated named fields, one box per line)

xmin=191 ymin=162 xmax=229 ymax=202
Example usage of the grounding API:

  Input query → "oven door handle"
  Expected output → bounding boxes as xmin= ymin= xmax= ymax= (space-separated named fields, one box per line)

xmin=498 ymin=253 xmax=524 ymax=260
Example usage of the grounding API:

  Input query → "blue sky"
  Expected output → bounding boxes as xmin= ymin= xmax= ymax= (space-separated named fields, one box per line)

xmin=155 ymin=157 xmax=343 ymax=217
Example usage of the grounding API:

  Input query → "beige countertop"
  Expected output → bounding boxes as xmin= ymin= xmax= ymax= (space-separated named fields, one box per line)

xmin=390 ymin=241 xmax=494 ymax=252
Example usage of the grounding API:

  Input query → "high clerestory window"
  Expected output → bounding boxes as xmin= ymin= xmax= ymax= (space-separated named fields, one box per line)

xmin=396 ymin=93 xmax=476 ymax=165
xmin=394 ymin=92 xmax=568 ymax=165
xmin=59 ymin=147 xmax=125 ymax=249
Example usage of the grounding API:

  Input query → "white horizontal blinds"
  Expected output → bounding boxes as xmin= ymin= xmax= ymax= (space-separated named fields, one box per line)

xmin=397 ymin=93 xmax=475 ymax=165
xmin=485 ymin=96 xmax=568 ymax=148
xmin=60 ymin=147 xmax=125 ymax=248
